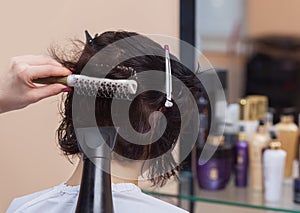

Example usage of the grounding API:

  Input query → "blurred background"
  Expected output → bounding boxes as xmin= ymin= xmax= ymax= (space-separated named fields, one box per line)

xmin=196 ymin=0 xmax=300 ymax=122
xmin=1 ymin=0 xmax=300 ymax=212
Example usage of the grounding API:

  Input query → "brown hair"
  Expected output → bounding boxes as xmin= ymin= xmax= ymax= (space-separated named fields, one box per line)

xmin=52 ymin=31 xmax=200 ymax=186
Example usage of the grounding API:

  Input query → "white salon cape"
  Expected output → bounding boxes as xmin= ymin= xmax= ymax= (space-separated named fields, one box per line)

xmin=7 ymin=183 xmax=188 ymax=213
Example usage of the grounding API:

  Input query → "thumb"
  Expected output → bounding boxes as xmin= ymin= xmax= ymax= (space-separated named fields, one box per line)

xmin=29 ymin=84 xmax=69 ymax=102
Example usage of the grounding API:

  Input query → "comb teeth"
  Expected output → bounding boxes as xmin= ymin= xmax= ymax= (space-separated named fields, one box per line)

xmin=67 ymin=75 xmax=137 ymax=100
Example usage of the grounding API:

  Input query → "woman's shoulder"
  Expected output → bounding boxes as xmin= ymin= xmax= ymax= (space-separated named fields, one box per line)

xmin=6 ymin=183 xmax=79 ymax=213
xmin=7 ymin=183 xmax=188 ymax=213
xmin=139 ymin=192 xmax=188 ymax=213
xmin=112 ymin=183 xmax=188 ymax=213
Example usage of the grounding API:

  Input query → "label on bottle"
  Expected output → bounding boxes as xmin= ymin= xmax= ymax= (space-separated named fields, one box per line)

xmin=209 ymin=168 xmax=219 ymax=180
xmin=237 ymin=156 xmax=244 ymax=164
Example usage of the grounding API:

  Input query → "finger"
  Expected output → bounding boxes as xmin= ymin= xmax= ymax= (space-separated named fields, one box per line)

xmin=11 ymin=55 xmax=63 ymax=67
xmin=28 ymin=83 xmax=68 ymax=103
xmin=27 ymin=65 xmax=71 ymax=80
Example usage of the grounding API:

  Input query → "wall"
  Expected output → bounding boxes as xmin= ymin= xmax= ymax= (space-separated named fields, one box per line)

xmin=247 ymin=0 xmax=300 ymax=36
xmin=203 ymin=0 xmax=300 ymax=103
xmin=0 ymin=0 xmax=179 ymax=212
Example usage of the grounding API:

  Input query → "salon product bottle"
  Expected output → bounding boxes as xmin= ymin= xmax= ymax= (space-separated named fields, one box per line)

xmin=249 ymin=120 xmax=270 ymax=191
xmin=196 ymin=136 xmax=233 ymax=190
xmin=275 ymin=114 xmax=299 ymax=178
xmin=235 ymin=126 xmax=249 ymax=187
xmin=263 ymin=132 xmax=286 ymax=202
xmin=238 ymin=98 xmax=258 ymax=141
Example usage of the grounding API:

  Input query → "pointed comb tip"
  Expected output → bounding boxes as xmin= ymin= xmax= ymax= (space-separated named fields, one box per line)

xmin=85 ymin=30 xmax=93 ymax=43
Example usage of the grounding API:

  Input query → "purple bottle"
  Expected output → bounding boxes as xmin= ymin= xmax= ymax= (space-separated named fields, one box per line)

xmin=235 ymin=126 xmax=249 ymax=187
xmin=196 ymin=136 xmax=233 ymax=190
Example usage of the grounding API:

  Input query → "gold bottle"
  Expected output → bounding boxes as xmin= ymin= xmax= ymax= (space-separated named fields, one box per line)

xmin=275 ymin=115 xmax=299 ymax=178
xmin=239 ymin=95 xmax=268 ymax=141
xmin=249 ymin=120 xmax=270 ymax=191
xmin=246 ymin=95 xmax=268 ymax=120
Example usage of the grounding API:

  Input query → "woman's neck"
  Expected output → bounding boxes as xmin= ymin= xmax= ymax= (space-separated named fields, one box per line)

xmin=66 ymin=158 xmax=140 ymax=186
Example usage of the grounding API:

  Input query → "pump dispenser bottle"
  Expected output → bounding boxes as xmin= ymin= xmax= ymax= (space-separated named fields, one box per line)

xmin=249 ymin=120 xmax=270 ymax=191
xmin=263 ymin=131 xmax=286 ymax=202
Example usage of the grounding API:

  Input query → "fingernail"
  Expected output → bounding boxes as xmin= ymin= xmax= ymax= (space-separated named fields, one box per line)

xmin=63 ymin=67 xmax=72 ymax=73
xmin=61 ymin=87 xmax=72 ymax=93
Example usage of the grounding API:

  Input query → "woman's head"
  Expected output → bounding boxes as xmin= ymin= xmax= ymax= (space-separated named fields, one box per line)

xmin=53 ymin=30 xmax=200 ymax=186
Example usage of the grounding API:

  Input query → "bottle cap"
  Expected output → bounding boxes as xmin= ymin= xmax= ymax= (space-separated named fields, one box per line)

xmin=257 ymin=120 xmax=267 ymax=133
xmin=269 ymin=130 xmax=282 ymax=149
xmin=282 ymin=107 xmax=296 ymax=115
xmin=280 ymin=114 xmax=294 ymax=123
xmin=269 ymin=141 xmax=282 ymax=150
xmin=239 ymin=99 xmax=247 ymax=121
xmin=259 ymin=120 xmax=265 ymax=126
xmin=238 ymin=125 xmax=247 ymax=141
xmin=269 ymin=130 xmax=277 ymax=140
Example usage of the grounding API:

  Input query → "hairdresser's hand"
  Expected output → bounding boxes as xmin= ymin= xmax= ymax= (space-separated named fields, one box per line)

xmin=0 ymin=55 xmax=71 ymax=114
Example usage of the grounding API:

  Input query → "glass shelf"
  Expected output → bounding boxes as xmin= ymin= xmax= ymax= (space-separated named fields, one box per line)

xmin=144 ymin=179 xmax=300 ymax=213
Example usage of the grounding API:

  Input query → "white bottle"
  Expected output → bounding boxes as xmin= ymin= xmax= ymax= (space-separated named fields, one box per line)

xmin=263 ymin=132 xmax=287 ymax=202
